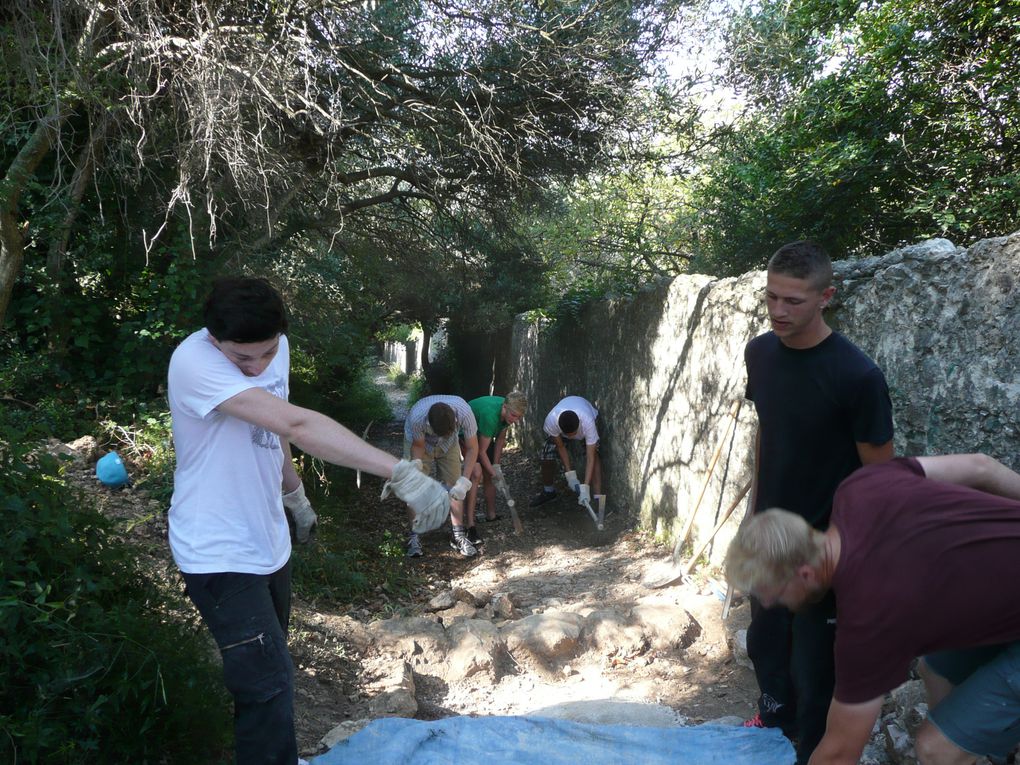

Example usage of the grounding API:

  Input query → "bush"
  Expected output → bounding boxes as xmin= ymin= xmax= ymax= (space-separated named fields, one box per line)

xmin=0 ymin=429 xmax=232 ymax=763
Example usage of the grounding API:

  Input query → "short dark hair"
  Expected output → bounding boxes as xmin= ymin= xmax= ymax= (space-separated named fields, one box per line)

xmin=558 ymin=410 xmax=580 ymax=434
xmin=767 ymin=241 xmax=833 ymax=289
xmin=428 ymin=403 xmax=457 ymax=438
xmin=203 ymin=277 xmax=288 ymax=343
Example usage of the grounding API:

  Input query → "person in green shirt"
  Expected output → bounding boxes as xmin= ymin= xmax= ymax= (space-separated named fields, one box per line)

xmin=464 ymin=391 xmax=527 ymax=546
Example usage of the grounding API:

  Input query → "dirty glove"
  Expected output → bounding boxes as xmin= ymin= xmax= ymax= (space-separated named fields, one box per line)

xmin=381 ymin=459 xmax=451 ymax=534
xmin=450 ymin=475 xmax=473 ymax=501
xmin=577 ymin=484 xmax=591 ymax=506
xmin=283 ymin=483 xmax=317 ymax=543
xmin=492 ymin=464 xmax=504 ymax=482
xmin=565 ymin=470 xmax=580 ymax=493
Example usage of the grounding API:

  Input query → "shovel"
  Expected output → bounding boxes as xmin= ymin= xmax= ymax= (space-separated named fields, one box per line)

xmin=645 ymin=479 xmax=751 ymax=589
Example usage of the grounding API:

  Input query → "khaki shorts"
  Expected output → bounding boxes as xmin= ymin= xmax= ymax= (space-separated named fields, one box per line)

xmin=403 ymin=438 xmax=461 ymax=488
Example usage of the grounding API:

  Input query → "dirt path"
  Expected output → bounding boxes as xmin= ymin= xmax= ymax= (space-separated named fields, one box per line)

xmin=287 ymin=373 xmax=758 ymax=757
xmin=53 ymin=369 xmax=757 ymax=762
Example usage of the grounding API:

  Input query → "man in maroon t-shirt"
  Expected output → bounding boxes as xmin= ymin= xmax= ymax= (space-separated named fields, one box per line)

xmin=726 ymin=454 xmax=1020 ymax=765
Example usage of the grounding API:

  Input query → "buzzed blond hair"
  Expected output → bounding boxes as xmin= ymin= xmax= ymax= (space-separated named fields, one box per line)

xmin=725 ymin=509 xmax=826 ymax=593
xmin=504 ymin=391 xmax=527 ymax=417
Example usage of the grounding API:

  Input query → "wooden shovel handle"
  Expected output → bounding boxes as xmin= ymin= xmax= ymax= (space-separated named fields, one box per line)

xmin=672 ymin=399 xmax=743 ymax=563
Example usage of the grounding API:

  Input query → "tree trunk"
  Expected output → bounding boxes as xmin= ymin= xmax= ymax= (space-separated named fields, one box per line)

xmin=46 ymin=116 xmax=106 ymax=352
xmin=0 ymin=105 xmax=71 ymax=328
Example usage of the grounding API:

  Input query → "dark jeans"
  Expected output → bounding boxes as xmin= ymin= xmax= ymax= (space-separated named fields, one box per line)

xmin=747 ymin=592 xmax=836 ymax=765
xmin=184 ymin=562 xmax=295 ymax=765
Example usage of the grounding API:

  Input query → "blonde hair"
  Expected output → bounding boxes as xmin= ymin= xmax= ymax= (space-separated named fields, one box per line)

xmin=725 ymin=509 xmax=826 ymax=593
xmin=504 ymin=391 xmax=527 ymax=417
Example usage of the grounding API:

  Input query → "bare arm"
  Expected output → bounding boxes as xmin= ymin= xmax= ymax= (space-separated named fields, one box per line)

xmin=916 ymin=453 xmax=1020 ymax=500
xmin=493 ymin=430 xmax=507 ymax=466
xmin=857 ymin=440 xmax=894 ymax=465
xmin=477 ymin=434 xmax=495 ymax=476
xmin=807 ymin=697 xmax=882 ymax=765
xmin=217 ymin=387 xmax=397 ymax=478
xmin=583 ymin=443 xmax=597 ymax=486
xmin=554 ymin=435 xmax=571 ymax=472
xmin=281 ymin=441 xmax=301 ymax=493
xmin=461 ymin=434 xmax=479 ymax=480
xmin=410 ymin=436 xmax=426 ymax=462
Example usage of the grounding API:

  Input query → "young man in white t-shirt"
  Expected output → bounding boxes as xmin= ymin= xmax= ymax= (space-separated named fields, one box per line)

xmin=168 ymin=278 xmax=453 ymax=765
xmin=530 ymin=395 xmax=603 ymax=510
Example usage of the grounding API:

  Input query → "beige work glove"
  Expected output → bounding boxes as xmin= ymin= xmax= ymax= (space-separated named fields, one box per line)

xmin=282 ymin=483 xmax=317 ymax=543
xmin=565 ymin=470 xmax=580 ymax=492
xmin=381 ymin=459 xmax=451 ymax=534
xmin=450 ymin=475 xmax=473 ymax=501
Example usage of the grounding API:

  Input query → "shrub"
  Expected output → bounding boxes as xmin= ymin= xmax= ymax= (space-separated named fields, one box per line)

xmin=0 ymin=428 xmax=231 ymax=763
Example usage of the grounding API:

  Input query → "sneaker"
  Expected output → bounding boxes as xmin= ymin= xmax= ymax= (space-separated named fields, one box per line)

xmin=450 ymin=533 xmax=478 ymax=557
xmin=406 ymin=533 xmax=423 ymax=558
xmin=467 ymin=526 xmax=483 ymax=547
xmin=529 ymin=489 xmax=557 ymax=508
xmin=743 ymin=712 xmax=764 ymax=728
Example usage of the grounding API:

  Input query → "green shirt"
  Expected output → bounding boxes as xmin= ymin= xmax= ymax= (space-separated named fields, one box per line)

xmin=468 ymin=396 xmax=508 ymax=440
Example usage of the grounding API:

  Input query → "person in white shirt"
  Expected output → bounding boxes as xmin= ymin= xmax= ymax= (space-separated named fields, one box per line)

xmin=530 ymin=395 xmax=603 ymax=510
xmin=168 ymin=277 xmax=452 ymax=765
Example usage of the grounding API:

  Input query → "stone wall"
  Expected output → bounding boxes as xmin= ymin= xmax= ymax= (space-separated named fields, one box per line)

xmin=501 ymin=232 xmax=1020 ymax=563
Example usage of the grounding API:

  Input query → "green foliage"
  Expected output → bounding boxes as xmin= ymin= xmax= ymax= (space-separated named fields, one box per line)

xmin=405 ymin=372 xmax=428 ymax=407
xmin=692 ymin=0 xmax=1020 ymax=273
xmin=99 ymin=408 xmax=176 ymax=504
xmin=0 ymin=429 xmax=231 ymax=763
xmin=290 ymin=479 xmax=417 ymax=604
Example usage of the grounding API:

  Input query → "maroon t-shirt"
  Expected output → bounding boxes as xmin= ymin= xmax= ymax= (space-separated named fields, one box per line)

xmin=831 ymin=457 xmax=1020 ymax=703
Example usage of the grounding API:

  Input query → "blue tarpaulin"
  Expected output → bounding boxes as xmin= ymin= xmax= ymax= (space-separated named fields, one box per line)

xmin=313 ymin=716 xmax=796 ymax=765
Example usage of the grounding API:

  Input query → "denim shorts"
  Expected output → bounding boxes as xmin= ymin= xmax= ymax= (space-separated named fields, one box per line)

xmin=925 ymin=641 xmax=1020 ymax=759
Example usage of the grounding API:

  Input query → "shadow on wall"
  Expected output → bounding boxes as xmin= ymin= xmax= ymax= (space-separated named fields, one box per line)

xmin=452 ymin=232 xmax=1020 ymax=561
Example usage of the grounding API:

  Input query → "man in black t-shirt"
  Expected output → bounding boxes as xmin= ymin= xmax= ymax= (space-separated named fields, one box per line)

xmin=743 ymin=241 xmax=894 ymax=765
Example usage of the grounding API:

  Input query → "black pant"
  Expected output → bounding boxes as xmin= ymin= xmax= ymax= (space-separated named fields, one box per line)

xmin=184 ymin=562 xmax=296 ymax=765
xmin=746 ymin=592 xmax=836 ymax=765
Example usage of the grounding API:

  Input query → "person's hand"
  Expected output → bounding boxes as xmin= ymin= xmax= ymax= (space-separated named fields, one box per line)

xmin=283 ymin=483 xmax=317 ymax=543
xmin=565 ymin=470 xmax=580 ymax=492
xmin=578 ymin=484 xmax=591 ymax=505
xmin=381 ymin=459 xmax=451 ymax=534
xmin=450 ymin=475 xmax=472 ymax=501
xmin=492 ymin=464 xmax=504 ymax=481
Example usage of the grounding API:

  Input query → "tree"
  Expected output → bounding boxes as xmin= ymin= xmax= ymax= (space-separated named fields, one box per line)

xmin=1 ymin=0 xmax=687 ymax=331
xmin=689 ymin=0 xmax=1020 ymax=274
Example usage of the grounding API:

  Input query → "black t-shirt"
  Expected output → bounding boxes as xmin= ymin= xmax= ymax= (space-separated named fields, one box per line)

xmin=744 ymin=331 xmax=893 ymax=528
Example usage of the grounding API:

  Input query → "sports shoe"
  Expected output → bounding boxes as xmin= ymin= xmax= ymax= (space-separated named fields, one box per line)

xmin=406 ymin=533 xmax=423 ymax=558
xmin=743 ymin=712 xmax=764 ymax=728
xmin=529 ymin=489 xmax=557 ymax=507
xmin=467 ymin=526 xmax=483 ymax=547
xmin=450 ymin=533 xmax=478 ymax=557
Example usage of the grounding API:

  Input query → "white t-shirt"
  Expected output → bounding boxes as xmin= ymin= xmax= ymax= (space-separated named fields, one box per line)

xmin=543 ymin=396 xmax=599 ymax=444
xmin=404 ymin=394 xmax=478 ymax=454
xmin=167 ymin=329 xmax=291 ymax=575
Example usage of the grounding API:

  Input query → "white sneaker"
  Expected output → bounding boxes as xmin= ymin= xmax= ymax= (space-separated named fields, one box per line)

xmin=450 ymin=534 xmax=478 ymax=557
xmin=406 ymin=533 xmax=423 ymax=558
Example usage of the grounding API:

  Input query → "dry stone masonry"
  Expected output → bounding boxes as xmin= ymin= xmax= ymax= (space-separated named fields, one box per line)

xmin=505 ymin=232 xmax=1020 ymax=562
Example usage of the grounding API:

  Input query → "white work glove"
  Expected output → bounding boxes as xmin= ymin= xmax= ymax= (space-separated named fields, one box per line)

xmin=282 ymin=483 xmax=317 ymax=543
xmin=577 ymin=484 xmax=591 ymax=505
xmin=381 ymin=459 xmax=451 ymax=534
xmin=492 ymin=464 xmax=504 ymax=482
xmin=450 ymin=475 xmax=472 ymax=501
xmin=565 ymin=470 xmax=580 ymax=492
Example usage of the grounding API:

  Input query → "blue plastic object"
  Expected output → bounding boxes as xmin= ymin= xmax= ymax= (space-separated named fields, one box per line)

xmin=96 ymin=451 xmax=130 ymax=488
xmin=313 ymin=716 xmax=795 ymax=765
